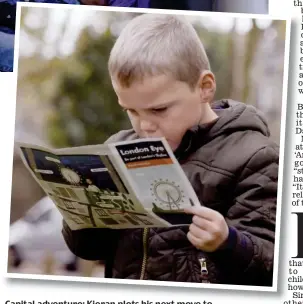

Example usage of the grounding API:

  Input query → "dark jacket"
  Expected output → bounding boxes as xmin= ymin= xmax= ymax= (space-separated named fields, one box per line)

xmin=62 ymin=100 xmax=278 ymax=286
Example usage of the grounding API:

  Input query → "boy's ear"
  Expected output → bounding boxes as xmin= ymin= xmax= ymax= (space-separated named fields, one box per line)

xmin=198 ymin=71 xmax=216 ymax=104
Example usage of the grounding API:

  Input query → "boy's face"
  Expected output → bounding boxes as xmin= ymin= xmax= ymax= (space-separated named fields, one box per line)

xmin=112 ymin=74 xmax=215 ymax=151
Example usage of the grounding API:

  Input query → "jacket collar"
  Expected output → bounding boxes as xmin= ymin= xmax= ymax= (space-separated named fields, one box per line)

xmin=174 ymin=119 xmax=218 ymax=163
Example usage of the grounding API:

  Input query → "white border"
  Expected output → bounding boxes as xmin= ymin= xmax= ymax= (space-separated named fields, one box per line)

xmin=272 ymin=14 xmax=291 ymax=293
xmin=9 ymin=2 xmax=291 ymax=293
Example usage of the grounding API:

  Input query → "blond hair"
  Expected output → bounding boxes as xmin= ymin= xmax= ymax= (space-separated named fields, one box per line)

xmin=108 ymin=13 xmax=210 ymax=89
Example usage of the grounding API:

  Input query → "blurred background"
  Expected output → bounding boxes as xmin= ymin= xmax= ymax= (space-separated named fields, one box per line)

xmin=9 ymin=6 xmax=286 ymax=277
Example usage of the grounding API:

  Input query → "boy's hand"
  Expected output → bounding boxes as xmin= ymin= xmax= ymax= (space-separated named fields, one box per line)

xmin=184 ymin=206 xmax=229 ymax=252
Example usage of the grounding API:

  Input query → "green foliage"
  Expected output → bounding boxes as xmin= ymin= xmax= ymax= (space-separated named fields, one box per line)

xmin=192 ymin=23 xmax=234 ymax=100
xmin=48 ymin=28 xmax=131 ymax=148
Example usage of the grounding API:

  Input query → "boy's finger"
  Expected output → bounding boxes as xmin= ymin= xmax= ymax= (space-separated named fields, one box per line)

xmin=187 ymin=231 xmax=201 ymax=248
xmin=184 ymin=206 xmax=217 ymax=221
xmin=192 ymin=215 xmax=213 ymax=230
xmin=189 ymin=223 xmax=208 ymax=239
xmin=187 ymin=230 xmax=212 ymax=250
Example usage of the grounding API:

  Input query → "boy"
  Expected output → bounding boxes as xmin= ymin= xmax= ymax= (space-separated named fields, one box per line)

xmin=62 ymin=13 xmax=278 ymax=285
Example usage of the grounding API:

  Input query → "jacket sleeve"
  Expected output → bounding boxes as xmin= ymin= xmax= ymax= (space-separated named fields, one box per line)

xmin=62 ymin=220 xmax=121 ymax=261
xmin=210 ymin=145 xmax=278 ymax=286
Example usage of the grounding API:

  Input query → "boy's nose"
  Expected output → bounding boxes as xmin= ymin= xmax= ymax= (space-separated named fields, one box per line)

xmin=140 ymin=119 xmax=157 ymax=134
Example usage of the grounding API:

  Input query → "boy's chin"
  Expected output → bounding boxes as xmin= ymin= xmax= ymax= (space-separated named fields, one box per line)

xmin=167 ymin=140 xmax=179 ymax=152
xmin=137 ymin=133 xmax=178 ymax=151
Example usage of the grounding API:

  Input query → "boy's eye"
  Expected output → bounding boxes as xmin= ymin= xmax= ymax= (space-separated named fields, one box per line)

xmin=152 ymin=107 xmax=167 ymax=114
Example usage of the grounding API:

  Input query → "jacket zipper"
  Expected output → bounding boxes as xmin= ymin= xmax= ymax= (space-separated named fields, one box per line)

xmin=199 ymin=258 xmax=210 ymax=283
xmin=140 ymin=227 xmax=149 ymax=280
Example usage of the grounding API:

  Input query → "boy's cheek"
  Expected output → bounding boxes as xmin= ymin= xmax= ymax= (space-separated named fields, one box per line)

xmin=128 ymin=119 xmax=142 ymax=137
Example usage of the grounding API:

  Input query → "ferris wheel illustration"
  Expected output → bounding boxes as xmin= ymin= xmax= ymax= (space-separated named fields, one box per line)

xmin=150 ymin=179 xmax=185 ymax=211
xmin=58 ymin=166 xmax=82 ymax=185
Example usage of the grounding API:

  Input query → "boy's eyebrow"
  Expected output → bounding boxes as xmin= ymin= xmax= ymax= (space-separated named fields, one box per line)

xmin=147 ymin=100 xmax=178 ymax=109
xmin=120 ymin=100 xmax=178 ymax=111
